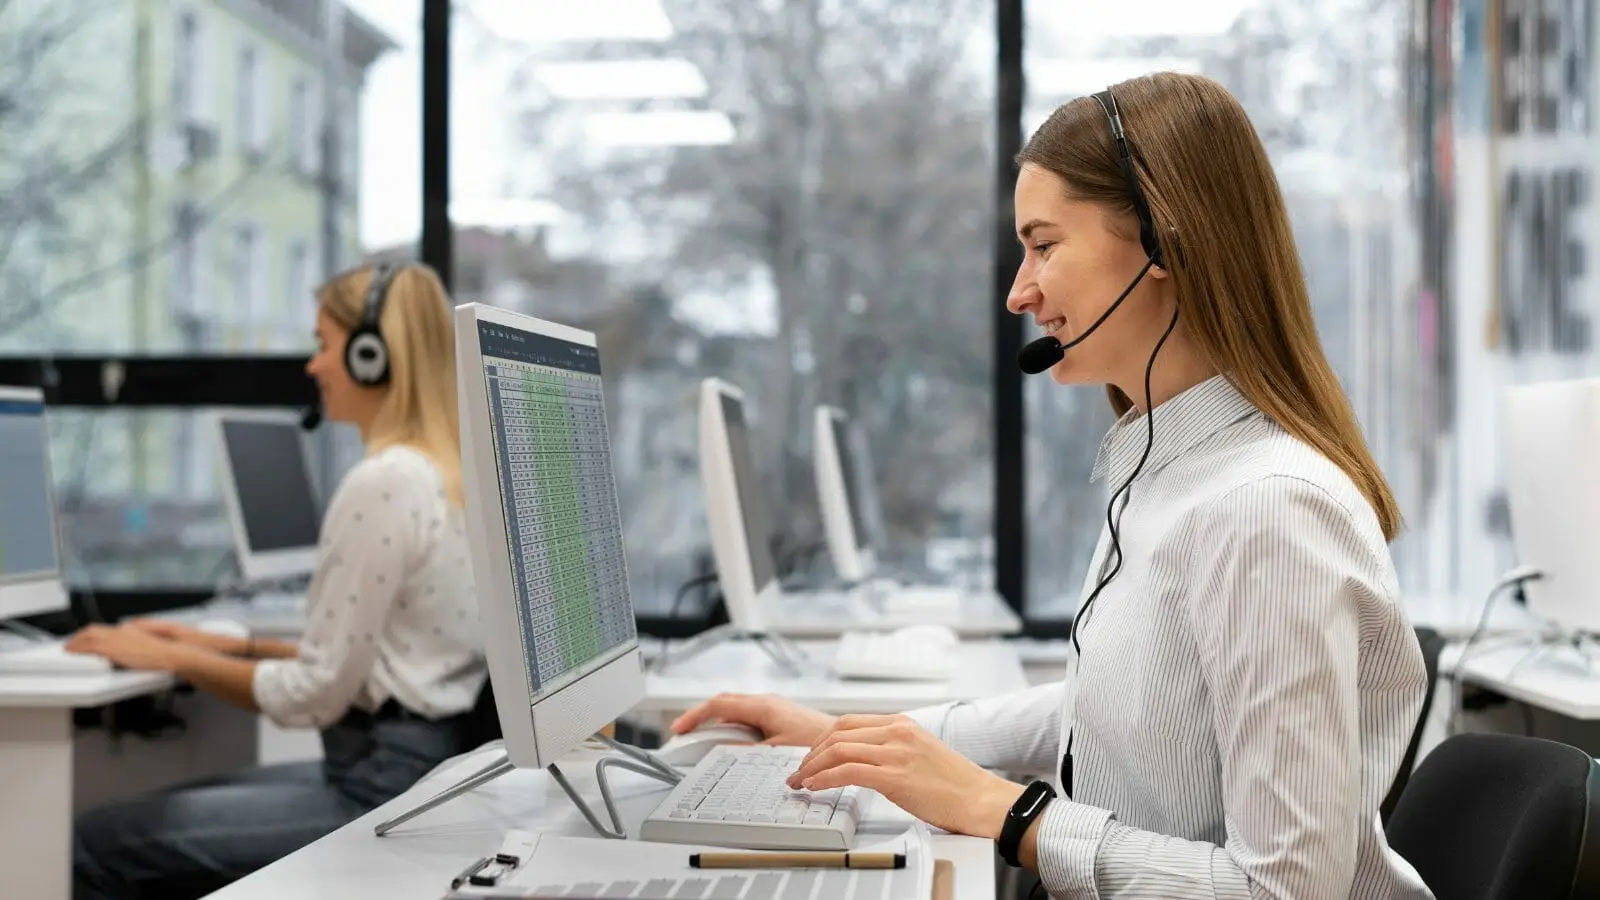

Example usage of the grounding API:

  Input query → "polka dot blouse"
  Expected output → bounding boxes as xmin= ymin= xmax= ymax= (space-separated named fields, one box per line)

xmin=252 ymin=446 xmax=485 ymax=729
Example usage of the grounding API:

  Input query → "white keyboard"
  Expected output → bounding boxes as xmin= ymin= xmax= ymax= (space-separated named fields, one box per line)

xmin=639 ymin=745 xmax=867 ymax=850
xmin=0 ymin=640 xmax=113 ymax=674
xmin=830 ymin=630 xmax=953 ymax=681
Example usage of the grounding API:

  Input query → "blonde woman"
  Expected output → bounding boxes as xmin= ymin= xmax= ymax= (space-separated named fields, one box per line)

xmin=69 ymin=262 xmax=485 ymax=900
xmin=672 ymin=74 xmax=1433 ymax=899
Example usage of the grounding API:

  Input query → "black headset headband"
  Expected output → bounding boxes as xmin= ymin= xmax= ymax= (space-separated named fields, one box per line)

xmin=1090 ymin=89 xmax=1164 ymax=269
xmin=361 ymin=262 xmax=401 ymax=330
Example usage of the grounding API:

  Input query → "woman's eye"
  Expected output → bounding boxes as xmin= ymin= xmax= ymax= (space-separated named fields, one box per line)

xmin=1033 ymin=242 xmax=1054 ymax=256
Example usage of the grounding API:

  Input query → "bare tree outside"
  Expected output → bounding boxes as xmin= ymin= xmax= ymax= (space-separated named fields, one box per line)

xmin=484 ymin=0 xmax=997 ymax=590
xmin=0 ymin=2 xmax=144 ymax=346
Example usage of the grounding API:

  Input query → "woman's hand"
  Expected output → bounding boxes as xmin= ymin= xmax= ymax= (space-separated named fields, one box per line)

xmin=670 ymin=693 xmax=837 ymax=747
xmin=125 ymin=618 xmax=202 ymax=643
xmin=786 ymin=713 xmax=1026 ymax=839
xmin=64 ymin=625 xmax=190 ymax=673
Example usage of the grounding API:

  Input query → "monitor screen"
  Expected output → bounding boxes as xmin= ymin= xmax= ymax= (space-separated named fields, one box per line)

xmin=220 ymin=420 xmax=321 ymax=553
xmin=477 ymin=321 xmax=636 ymax=699
xmin=0 ymin=397 xmax=59 ymax=584
xmin=720 ymin=393 xmax=779 ymax=593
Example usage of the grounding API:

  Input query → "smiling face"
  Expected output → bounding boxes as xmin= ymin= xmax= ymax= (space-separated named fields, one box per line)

xmin=1006 ymin=162 xmax=1171 ymax=386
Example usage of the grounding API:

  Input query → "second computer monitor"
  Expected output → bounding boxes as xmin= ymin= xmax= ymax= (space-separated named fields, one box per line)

xmin=0 ymin=386 xmax=68 ymax=621
xmin=1503 ymin=378 xmax=1600 ymax=633
xmin=213 ymin=410 xmax=322 ymax=583
xmin=813 ymin=406 xmax=887 ymax=584
xmin=456 ymin=303 xmax=642 ymax=770
xmin=699 ymin=379 xmax=781 ymax=633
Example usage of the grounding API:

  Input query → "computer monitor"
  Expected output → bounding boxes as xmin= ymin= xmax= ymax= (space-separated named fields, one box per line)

xmin=699 ymin=378 xmax=781 ymax=633
xmin=454 ymin=303 xmax=643 ymax=771
xmin=1503 ymin=378 xmax=1600 ymax=633
xmin=212 ymin=410 xmax=322 ymax=583
xmin=813 ymin=405 xmax=887 ymax=584
xmin=0 ymin=387 xmax=67 ymax=620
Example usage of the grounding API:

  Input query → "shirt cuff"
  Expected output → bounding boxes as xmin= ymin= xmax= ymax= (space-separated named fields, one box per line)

xmin=903 ymin=702 xmax=956 ymax=742
xmin=1034 ymin=799 xmax=1114 ymax=899
xmin=251 ymin=659 xmax=291 ymax=723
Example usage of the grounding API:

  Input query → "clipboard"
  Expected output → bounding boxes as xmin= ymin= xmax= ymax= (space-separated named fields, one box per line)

xmin=932 ymin=858 xmax=954 ymax=900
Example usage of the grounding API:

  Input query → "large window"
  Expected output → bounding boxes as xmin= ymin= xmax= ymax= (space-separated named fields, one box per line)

xmin=1022 ymin=1 xmax=1422 ymax=618
xmin=451 ymin=0 xmax=998 ymax=617
xmin=0 ymin=0 xmax=413 ymax=598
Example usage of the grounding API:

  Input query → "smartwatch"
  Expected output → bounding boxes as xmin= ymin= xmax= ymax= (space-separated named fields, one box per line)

xmin=998 ymin=780 xmax=1056 ymax=868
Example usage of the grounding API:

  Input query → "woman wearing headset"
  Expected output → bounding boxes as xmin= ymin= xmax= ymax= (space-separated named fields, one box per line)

xmin=671 ymin=73 xmax=1433 ymax=898
xmin=68 ymin=262 xmax=486 ymax=900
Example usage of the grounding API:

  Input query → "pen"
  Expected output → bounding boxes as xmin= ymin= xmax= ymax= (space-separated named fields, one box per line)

xmin=451 ymin=856 xmax=490 ymax=889
xmin=689 ymin=851 xmax=906 ymax=870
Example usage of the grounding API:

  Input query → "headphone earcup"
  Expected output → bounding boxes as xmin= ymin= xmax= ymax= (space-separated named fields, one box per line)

xmin=345 ymin=328 xmax=390 ymax=386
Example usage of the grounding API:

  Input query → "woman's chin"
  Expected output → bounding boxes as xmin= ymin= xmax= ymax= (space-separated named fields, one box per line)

xmin=1049 ymin=361 xmax=1082 ymax=386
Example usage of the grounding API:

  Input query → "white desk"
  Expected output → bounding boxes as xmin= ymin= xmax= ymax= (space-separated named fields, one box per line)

xmin=766 ymin=590 xmax=1021 ymax=639
xmin=0 ymin=670 xmax=175 ymax=900
xmin=207 ymin=742 xmax=996 ymax=900
xmin=1442 ymin=639 xmax=1600 ymax=720
xmin=640 ymin=639 xmax=1027 ymax=718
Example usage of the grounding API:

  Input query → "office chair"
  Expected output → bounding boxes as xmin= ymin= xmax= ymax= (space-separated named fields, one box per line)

xmin=1386 ymin=733 xmax=1600 ymax=900
xmin=1381 ymin=625 xmax=1446 ymax=824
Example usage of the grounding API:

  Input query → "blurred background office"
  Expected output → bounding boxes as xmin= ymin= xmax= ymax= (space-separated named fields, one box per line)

xmin=0 ymin=0 xmax=1586 ymax=673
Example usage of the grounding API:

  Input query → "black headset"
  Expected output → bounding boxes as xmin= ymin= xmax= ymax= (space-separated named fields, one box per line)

xmin=1044 ymin=87 xmax=1183 ymax=825
xmin=344 ymin=262 xmax=402 ymax=386
xmin=1091 ymin=88 xmax=1165 ymax=269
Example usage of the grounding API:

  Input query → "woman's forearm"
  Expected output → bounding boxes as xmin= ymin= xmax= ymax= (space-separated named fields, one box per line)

xmin=172 ymin=644 xmax=262 ymax=712
xmin=194 ymin=632 xmax=298 ymax=660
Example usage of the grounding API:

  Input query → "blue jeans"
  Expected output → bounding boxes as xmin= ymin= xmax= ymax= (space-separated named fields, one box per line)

xmin=73 ymin=709 xmax=467 ymax=900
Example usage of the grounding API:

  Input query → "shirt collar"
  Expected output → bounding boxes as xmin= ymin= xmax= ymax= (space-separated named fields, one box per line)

xmin=1091 ymin=374 xmax=1259 ymax=485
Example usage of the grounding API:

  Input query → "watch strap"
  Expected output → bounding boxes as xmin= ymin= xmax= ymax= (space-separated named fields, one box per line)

xmin=998 ymin=779 xmax=1056 ymax=868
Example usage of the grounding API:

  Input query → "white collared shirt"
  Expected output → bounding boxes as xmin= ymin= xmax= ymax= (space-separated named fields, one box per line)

xmin=253 ymin=446 xmax=486 ymax=729
xmin=911 ymin=375 xmax=1433 ymax=899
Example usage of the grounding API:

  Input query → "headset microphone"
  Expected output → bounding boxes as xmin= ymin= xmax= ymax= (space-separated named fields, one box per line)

xmin=300 ymin=399 xmax=322 ymax=431
xmin=1015 ymin=257 xmax=1156 ymax=375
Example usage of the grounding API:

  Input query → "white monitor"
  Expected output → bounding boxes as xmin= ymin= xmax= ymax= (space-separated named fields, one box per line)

xmin=455 ymin=303 xmax=643 ymax=770
xmin=0 ymin=387 xmax=68 ymax=620
xmin=813 ymin=405 xmax=888 ymax=584
xmin=212 ymin=410 xmax=322 ymax=583
xmin=699 ymin=378 xmax=782 ymax=633
xmin=1503 ymin=378 xmax=1600 ymax=633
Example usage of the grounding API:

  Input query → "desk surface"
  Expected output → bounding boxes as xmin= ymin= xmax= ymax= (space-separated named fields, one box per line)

xmin=767 ymin=589 xmax=1021 ymax=639
xmin=1443 ymin=639 xmax=1600 ymax=720
xmin=640 ymin=639 xmax=1028 ymax=716
xmin=209 ymin=743 xmax=996 ymax=900
xmin=0 ymin=669 xmax=173 ymax=708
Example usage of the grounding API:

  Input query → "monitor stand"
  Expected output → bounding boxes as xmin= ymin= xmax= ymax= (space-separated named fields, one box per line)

xmin=647 ymin=625 xmax=809 ymax=676
xmin=374 ymin=734 xmax=683 ymax=839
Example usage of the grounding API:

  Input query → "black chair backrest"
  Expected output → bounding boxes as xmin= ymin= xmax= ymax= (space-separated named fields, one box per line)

xmin=1387 ymin=733 xmax=1600 ymax=900
xmin=1381 ymin=625 xmax=1446 ymax=824
xmin=460 ymin=677 xmax=503 ymax=752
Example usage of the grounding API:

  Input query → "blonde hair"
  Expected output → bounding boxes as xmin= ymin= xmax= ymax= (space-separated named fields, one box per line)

xmin=1020 ymin=72 xmax=1402 ymax=541
xmin=318 ymin=262 xmax=463 ymax=506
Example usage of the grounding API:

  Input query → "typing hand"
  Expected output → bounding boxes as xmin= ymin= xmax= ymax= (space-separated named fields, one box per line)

xmin=126 ymin=619 xmax=238 ymax=654
xmin=126 ymin=619 xmax=201 ymax=643
xmin=785 ymin=713 xmax=1025 ymax=840
xmin=64 ymin=625 xmax=183 ymax=672
xmin=670 ymin=693 xmax=837 ymax=747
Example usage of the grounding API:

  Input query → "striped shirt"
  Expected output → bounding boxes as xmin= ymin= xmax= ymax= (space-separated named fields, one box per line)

xmin=909 ymin=375 xmax=1433 ymax=899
